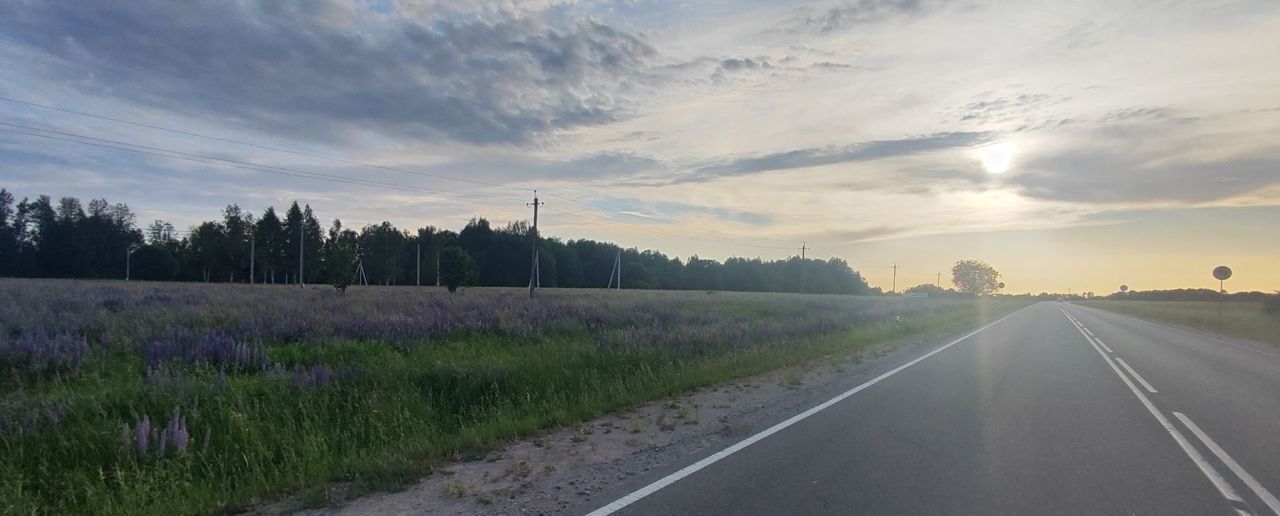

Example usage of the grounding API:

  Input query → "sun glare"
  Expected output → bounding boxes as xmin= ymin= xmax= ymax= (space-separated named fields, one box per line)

xmin=980 ymin=142 xmax=1014 ymax=175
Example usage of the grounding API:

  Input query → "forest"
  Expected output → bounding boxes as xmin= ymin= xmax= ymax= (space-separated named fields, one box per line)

xmin=0 ymin=188 xmax=877 ymax=295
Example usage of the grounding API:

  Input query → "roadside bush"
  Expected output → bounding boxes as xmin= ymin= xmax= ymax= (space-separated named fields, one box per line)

xmin=1264 ymin=293 xmax=1280 ymax=317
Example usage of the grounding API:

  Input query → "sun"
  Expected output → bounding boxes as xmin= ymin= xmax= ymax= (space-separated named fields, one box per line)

xmin=979 ymin=142 xmax=1015 ymax=175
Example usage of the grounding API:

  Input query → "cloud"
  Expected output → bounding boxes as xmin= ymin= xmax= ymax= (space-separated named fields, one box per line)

xmin=673 ymin=132 xmax=994 ymax=184
xmin=777 ymin=0 xmax=936 ymax=35
xmin=589 ymin=197 xmax=774 ymax=226
xmin=1014 ymin=152 xmax=1280 ymax=204
xmin=0 ymin=0 xmax=656 ymax=146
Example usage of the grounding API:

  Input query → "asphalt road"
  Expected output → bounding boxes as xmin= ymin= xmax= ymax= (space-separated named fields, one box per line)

xmin=584 ymin=302 xmax=1280 ymax=516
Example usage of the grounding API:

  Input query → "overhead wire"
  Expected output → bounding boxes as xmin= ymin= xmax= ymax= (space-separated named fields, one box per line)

xmin=0 ymin=98 xmax=815 ymax=254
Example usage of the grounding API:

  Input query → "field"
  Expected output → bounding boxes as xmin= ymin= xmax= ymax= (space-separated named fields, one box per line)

xmin=1080 ymin=300 xmax=1280 ymax=346
xmin=0 ymin=279 xmax=1025 ymax=515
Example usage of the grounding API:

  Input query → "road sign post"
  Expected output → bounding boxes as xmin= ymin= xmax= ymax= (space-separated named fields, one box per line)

xmin=1212 ymin=266 xmax=1232 ymax=329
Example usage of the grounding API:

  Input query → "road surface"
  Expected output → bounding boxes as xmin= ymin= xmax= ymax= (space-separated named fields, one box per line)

xmin=582 ymin=302 xmax=1280 ymax=515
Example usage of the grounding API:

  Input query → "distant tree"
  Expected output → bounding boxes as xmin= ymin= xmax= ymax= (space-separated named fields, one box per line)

xmin=905 ymin=283 xmax=951 ymax=297
xmin=952 ymin=260 xmax=1001 ymax=295
xmin=255 ymin=207 xmax=285 ymax=283
xmin=146 ymin=220 xmax=177 ymax=245
xmin=282 ymin=202 xmax=304 ymax=284
xmin=358 ymin=221 xmax=408 ymax=285
xmin=324 ymin=236 xmax=357 ymax=293
xmin=439 ymin=246 xmax=478 ymax=293
xmin=223 ymin=204 xmax=254 ymax=282
xmin=188 ymin=221 xmax=227 ymax=282
xmin=0 ymin=188 xmax=15 ymax=276
xmin=131 ymin=245 xmax=179 ymax=281
xmin=1263 ymin=292 xmax=1280 ymax=318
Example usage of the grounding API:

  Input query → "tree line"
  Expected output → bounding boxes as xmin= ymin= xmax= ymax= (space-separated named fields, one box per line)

xmin=0 ymin=188 xmax=877 ymax=294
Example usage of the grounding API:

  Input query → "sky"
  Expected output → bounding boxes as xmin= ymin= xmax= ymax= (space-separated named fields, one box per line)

xmin=1 ymin=0 xmax=1278 ymax=294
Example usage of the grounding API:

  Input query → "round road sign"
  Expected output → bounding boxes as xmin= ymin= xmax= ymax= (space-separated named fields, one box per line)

xmin=1212 ymin=266 xmax=1232 ymax=281
xmin=1120 ymin=285 xmax=1129 ymax=292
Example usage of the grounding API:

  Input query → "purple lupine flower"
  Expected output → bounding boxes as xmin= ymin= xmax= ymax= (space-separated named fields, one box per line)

xmin=136 ymin=415 xmax=151 ymax=457
xmin=167 ymin=407 xmax=189 ymax=455
xmin=2 ymin=332 xmax=89 ymax=374
xmin=155 ymin=426 xmax=167 ymax=458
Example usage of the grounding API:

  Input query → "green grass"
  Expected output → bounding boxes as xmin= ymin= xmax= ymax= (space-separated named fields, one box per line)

xmin=1079 ymin=300 xmax=1280 ymax=346
xmin=0 ymin=282 xmax=1029 ymax=515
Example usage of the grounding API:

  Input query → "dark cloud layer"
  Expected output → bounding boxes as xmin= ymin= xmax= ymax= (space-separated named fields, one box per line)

xmin=779 ymin=0 xmax=934 ymax=34
xmin=679 ymin=132 xmax=993 ymax=183
xmin=0 ymin=0 xmax=655 ymax=145
xmin=1014 ymin=151 xmax=1280 ymax=204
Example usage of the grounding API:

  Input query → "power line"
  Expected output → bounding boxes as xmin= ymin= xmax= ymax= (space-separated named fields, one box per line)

xmin=0 ymin=99 xmax=823 ymax=256
xmin=538 ymin=189 xmax=800 ymax=246
xmin=5 ymin=121 xmax=802 ymax=254
xmin=0 ymin=95 xmax=526 ymax=192
xmin=542 ymin=203 xmax=798 ymax=251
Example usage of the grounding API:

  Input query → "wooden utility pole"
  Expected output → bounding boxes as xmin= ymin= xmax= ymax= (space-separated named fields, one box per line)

xmin=416 ymin=240 xmax=421 ymax=287
xmin=891 ymin=263 xmax=898 ymax=293
xmin=607 ymin=250 xmax=621 ymax=290
xmin=936 ymin=271 xmax=942 ymax=287
xmin=249 ymin=237 xmax=255 ymax=285
xmin=527 ymin=191 xmax=543 ymax=299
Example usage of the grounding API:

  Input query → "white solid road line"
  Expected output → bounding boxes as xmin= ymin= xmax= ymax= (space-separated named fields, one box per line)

xmin=1115 ymin=357 xmax=1159 ymax=393
xmin=1059 ymin=307 xmax=1252 ymax=515
xmin=1175 ymin=412 xmax=1280 ymax=516
xmin=1073 ymin=305 xmax=1280 ymax=360
xmin=1094 ymin=338 xmax=1115 ymax=354
xmin=583 ymin=309 xmax=1025 ymax=516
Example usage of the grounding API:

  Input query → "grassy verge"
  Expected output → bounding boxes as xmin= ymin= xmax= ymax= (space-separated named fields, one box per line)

xmin=1078 ymin=300 xmax=1280 ymax=346
xmin=0 ymin=281 xmax=1028 ymax=515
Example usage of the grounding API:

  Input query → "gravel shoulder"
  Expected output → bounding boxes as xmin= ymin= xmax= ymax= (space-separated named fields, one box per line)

xmin=259 ymin=329 xmax=965 ymax=516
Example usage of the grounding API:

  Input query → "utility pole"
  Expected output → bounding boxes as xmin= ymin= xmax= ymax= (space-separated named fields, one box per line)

xmin=891 ymin=263 xmax=898 ymax=293
xmin=416 ymin=240 xmax=421 ymax=287
xmin=527 ymin=191 xmax=543 ymax=299
xmin=249 ymin=236 xmax=255 ymax=285
xmin=798 ymin=242 xmax=809 ymax=293
xmin=936 ymin=271 xmax=942 ymax=288
xmin=436 ymin=251 xmax=441 ymax=287
xmin=125 ymin=244 xmax=141 ymax=281
xmin=298 ymin=222 xmax=305 ymax=288
xmin=607 ymin=250 xmax=621 ymax=290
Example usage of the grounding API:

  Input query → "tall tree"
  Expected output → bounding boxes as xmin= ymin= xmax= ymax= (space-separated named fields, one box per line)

xmin=282 ymin=202 xmax=304 ymax=284
xmin=255 ymin=207 xmax=285 ymax=283
xmin=0 ymin=189 xmax=15 ymax=276
xmin=222 ymin=205 xmax=254 ymax=282
xmin=951 ymin=259 xmax=1002 ymax=295
xmin=302 ymin=204 xmax=324 ymax=283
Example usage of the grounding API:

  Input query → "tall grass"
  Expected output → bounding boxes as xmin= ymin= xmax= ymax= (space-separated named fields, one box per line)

xmin=1079 ymin=300 xmax=1280 ymax=346
xmin=0 ymin=279 xmax=1026 ymax=514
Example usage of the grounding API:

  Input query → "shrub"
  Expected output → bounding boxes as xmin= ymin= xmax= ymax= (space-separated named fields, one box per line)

xmin=1264 ymin=292 xmax=1280 ymax=317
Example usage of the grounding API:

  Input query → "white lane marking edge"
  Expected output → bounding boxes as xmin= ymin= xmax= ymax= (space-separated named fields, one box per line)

xmin=1072 ymin=304 xmax=1280 ymax=360
xmin=1175 ymin=412 xmax=1280 ymax=516
xmin=1115 ymin=357 xmax=1159 ymax=394
xmin=1058 ymin=307 xmax=1249 ymax=510
xmin=583 ymin=309 xmax=1024 ymax=516
xmin=1095 ymin=338 xmax=1115 ymax=354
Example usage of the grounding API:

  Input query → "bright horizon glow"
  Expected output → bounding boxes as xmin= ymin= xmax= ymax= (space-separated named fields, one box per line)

xmin=980 ymin=142 xmax=1015 ymax=175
